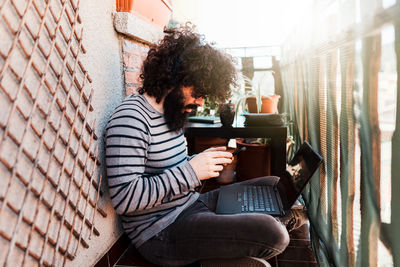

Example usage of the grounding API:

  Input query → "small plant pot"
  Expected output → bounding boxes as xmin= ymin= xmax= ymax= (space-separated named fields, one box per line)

xmin=219 ymin=103 xmax=235 ymax=127
xmin=260 ymin=95 xmax=280 ymax=113
xmin=193 ymin=137 xmax=229 ymax=154
xmin=235 ymin=138 xmax=271 ymax=181
xmin=246 ymin=96 xmax=258 ymax=113
xmin=117 ymin=0 xmax=134 ymax=12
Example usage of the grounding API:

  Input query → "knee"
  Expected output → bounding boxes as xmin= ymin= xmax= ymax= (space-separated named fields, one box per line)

xmin=258 ymin=216 xmax=290 ymax=253
xmin=270 ymin=220 xmax=290 ymax=252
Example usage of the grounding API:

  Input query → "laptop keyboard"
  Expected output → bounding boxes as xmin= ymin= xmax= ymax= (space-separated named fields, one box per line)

xmin=242 ymin=185 xmax=276 ymax=212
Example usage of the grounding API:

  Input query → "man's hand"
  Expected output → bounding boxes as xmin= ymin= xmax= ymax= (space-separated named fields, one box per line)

xmin=202 ymin=146 xmax=227 ymax=153
xmin=189 ymin=147 xmax=233 ymax=180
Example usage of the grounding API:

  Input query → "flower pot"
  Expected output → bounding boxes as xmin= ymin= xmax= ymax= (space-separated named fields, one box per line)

xmin=235 ymin=138 xmax=271 ymax=181
xmin=246 ymin=96 xmax=258 ymax=113
xmin=219 ymin=103 xmax=235 ymax=127
xmin=130 ymin=0 xmax=171 ymax=28
xmin=117 ymin=0 xmax=134 ymax=12
xmin=193 ymin=137 xmax=229 ymax=154
xmin=260 ymin=95 xmax=280 ymax=113
xmin=246 ymin=95 xmax=281 ymax=114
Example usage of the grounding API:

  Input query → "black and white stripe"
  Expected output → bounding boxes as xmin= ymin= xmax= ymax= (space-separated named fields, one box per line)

xmin=106 ymin=94 xmax=200 ymax=247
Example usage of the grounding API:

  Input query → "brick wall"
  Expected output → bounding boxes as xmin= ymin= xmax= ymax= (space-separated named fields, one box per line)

xmin=122 ymin=39 xmax=149 ymax=96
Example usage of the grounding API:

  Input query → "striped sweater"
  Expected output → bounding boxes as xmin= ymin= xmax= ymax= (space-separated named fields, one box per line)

xmin=105 ymin=94 xmax=201 ymax=247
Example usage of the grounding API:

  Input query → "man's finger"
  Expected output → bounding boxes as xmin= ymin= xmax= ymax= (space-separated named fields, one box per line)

xmin=212 ymin=157 xmax=232 ymax=165
xmin=205 ymin=146 xmax=227 ymax=152
xmin=208 ymin=151 xmax=232 ymax=158
xmin=209 ymin=171 xmax=220 ymax=178
xmin=213 ymin=165 xmax=224 ymax=172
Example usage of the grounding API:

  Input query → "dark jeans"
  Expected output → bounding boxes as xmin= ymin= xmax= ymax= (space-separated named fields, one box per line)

xmin=137 ymin=177 xmax=290 ymax=267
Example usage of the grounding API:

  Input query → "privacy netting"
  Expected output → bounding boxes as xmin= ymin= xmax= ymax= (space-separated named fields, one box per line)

xmin=280 ymin=1 xmax=399 ymax=266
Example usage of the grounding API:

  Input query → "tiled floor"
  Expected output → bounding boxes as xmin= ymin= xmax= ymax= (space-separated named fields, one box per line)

xmin=275 ymin=224 xmax=318 ymax=267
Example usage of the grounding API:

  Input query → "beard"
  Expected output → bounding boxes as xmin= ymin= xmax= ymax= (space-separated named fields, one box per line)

xmin=163 ymin=88 xmax=198 ymax=131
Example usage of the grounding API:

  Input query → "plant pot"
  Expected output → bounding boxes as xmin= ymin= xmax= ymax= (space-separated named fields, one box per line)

xmin=260 ymin=95 xmax=280 ymax=113
xmin=219 ymin=103 xmax=235 ymax=127
xmin=117 ymin=0 xmax=134 ymax=12
xmin=245 ymin=95 xmax=281 ymax=114
xmin=235 ymin=138 xmax=271 ymax=181
xmin=245 ymin=96 xmax=258 ymax=113
xmin=193 ymin=137 xmax=229 ymax=154
xmin=130 ymin=0 xmax=171 ymax=28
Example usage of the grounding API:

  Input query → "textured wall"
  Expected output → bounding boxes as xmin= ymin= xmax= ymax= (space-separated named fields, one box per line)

xmin=0 ymin=0 xmax=125 ymax=266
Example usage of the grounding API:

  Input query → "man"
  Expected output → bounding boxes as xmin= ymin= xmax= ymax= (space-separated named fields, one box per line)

xmin=106 ymin=25 xmax=303 ymax=267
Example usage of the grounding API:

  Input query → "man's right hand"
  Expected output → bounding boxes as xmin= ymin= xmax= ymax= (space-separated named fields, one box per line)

xmin=189 ymin=147 xmax=233 ymax=180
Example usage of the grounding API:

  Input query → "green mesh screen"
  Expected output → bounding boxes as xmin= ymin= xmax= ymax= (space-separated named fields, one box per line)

xmin=280 ymin=1 xmax=399 ymax=266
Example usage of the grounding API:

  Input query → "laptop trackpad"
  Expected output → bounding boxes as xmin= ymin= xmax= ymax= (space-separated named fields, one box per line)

xmin=216 ymin=186 xmax=243 ymax=214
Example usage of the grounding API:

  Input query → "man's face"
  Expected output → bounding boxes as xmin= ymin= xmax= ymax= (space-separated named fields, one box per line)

xmin=181 ymin=86 xmax=205 ymax=113
xmin=163 ymin=86 xmax=204 ymax=131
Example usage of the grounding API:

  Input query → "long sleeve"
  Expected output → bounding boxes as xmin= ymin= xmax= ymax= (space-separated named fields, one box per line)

xmin=105 ymin=96 xmax=201 ymax=215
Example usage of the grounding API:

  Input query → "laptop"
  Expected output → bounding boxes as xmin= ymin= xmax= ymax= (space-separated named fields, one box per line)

xmin=215 ymin=141 xmax=323 ymax=217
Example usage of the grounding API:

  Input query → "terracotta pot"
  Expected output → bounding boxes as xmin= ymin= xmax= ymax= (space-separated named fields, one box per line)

xmin=246 ymin=96 xmax=258 ymax=113
xmin=235 ymin=138 xmax=271 ymax=181
xmin=193 ymin=137 xmax=229 ymax=154
xmin=260 ymin=95 xmax=280 ymax=113
xmin=130 ymin=0 xmax=171 ymax=28
xmin=246 ymin=95 xmax=281 ymax=114
xmin=116 ymin=0 xmax=134 ymax=12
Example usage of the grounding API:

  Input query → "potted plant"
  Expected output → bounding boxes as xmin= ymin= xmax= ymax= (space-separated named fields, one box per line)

xmin=218 ymin=101 xmax=235 ymax=127
xmin=192 ymin=97 xmax=229 ymax=153
xmin=233 ymin=74 xmax=281 ymax=115
xmin=235 ymin=137 xmax=271 ymax=181
xmin=230 ymin=74 xmax=293 ymax=181
xmin=196 ymin=97 xmax=219 ymax=117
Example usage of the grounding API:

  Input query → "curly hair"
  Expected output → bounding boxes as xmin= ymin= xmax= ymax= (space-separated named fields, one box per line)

xmin=138 ymin=24 xmax=237 ymax=103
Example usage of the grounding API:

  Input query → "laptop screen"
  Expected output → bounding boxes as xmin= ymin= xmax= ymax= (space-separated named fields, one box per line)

xmin=281 ymin=141 xmax=323 ymax=207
